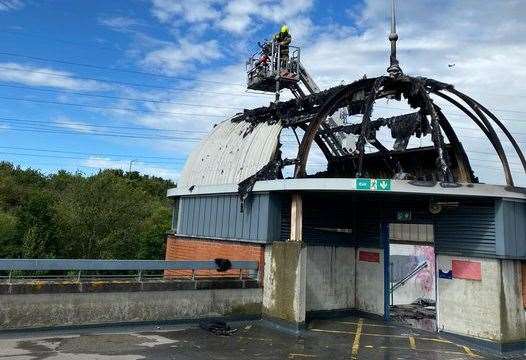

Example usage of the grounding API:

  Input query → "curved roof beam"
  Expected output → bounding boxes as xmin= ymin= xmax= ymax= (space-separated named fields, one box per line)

xmin=447 ymin=88 xmax=514 ymax=186
xmin=356 ymin=77 xmax=388 ymax=177
xmin=293 ymin=78 xmax=374 ymax=177
xmin=433 ymin=106 xmax=475 ymax=182
xmin=463 ymin=95 xmax=526 ymax=175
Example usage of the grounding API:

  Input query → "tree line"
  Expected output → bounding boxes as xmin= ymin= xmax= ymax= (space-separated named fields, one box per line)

xmin=0 ymin=162 xmax=175 ymax=260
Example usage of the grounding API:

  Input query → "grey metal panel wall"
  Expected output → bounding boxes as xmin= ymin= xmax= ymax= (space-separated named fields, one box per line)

xmin=171 ymin=199 xmax=181 ymax=232
xmin=303 ymin=194 xmax=355 ymax=246
xmin=355 ymin=212 xmax=381 ymax=248
xmin=278 ymin=193 xmax=356 ymax=246
xmin=279 ymin=194 xmax=291 ymax=241
xmin=267 ymin=194 xmax=283 ymax=241
xmin=495 ymin=199 xmax=526 ymax=258
xmin=177 ymin=193 xmax=277 ymax=243
xmin=354 ymin=195 xmax=434 ymax=249
xmin=434 ymin=202 xmax=496 ymax=257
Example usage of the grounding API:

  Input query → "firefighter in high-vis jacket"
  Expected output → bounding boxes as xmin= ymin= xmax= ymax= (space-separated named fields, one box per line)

xmin=273 ymin=25 xmax=291 ymax=68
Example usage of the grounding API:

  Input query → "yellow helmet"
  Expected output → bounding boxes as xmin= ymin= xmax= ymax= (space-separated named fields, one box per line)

xmin=280 ymin=25 xmax=288 ymax=34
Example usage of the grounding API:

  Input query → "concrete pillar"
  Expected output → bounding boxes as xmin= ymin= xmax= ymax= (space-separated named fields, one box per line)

xmin=262 ymin=193 xmax=308 ymax=328
xmin=262 ymin=242 xmax=307 ymax=328
xmin=500 ymin=260 xmax=526 ymax=343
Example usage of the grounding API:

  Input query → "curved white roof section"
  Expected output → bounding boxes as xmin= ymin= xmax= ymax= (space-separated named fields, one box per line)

xmin=177 ymin=119 xmax=282 ymax=189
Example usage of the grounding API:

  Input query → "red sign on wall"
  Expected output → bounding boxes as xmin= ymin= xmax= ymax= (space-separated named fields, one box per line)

xmin=359 ymin=251 xmax=380 ymax=263
xmin=452 ymin=260 xmax=482 ymax=281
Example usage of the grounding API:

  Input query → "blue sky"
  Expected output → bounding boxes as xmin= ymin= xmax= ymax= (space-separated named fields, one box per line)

xmin=0 ymin=0 xmax=525 ymax=186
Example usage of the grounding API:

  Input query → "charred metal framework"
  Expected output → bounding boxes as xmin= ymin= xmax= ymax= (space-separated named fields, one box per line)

xmin=235 ymin=75 xmax=525 ymax=189
xmin=231 ymin=0 xmax=526 ymax=197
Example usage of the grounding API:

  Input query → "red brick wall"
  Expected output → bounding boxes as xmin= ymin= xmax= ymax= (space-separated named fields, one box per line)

xmin=164 ymin=235 xmax=264 ymax=280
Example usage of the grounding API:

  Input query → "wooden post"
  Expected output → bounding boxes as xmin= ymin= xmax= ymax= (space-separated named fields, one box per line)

xmin=290 ymin=193 xmax=303 ymax=241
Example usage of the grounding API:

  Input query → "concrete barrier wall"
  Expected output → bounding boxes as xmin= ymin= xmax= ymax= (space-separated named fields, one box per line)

xmin=0 ymin=288 xmax=262 ymax=330
xmin=306 ymin=246 xmax=355 ymax=312
xmin=437 ymin=255 xmax=526 ymax=342
xmin=355 ymin=247 xmax=384 ymax=316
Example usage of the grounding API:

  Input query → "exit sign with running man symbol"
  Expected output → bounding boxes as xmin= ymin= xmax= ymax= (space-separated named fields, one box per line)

xmin=356 ymin=178 xmax=391 ymax=191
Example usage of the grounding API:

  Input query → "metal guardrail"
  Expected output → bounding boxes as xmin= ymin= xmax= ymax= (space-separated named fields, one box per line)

xmin=0 ymin=259 xmax=258 ymax=271
xmin=0 ymin=259 xmax=260 ymax=283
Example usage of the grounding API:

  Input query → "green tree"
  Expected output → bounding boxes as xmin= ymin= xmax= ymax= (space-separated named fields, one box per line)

xmin=16 ymin=190 xmax=58 ymax=258
xmin=0 ymin=211 xmax=19 ymax=258
xmin=0 ymin=163 xmax=175 ymax=260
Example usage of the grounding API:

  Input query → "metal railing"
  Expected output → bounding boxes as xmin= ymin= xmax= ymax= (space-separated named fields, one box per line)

xmin=0 ymin=259 xmax=259 ymax=282
xmin=246 ymin=42 xmax=300 ymax=88
xmin=390 ymin=260 xmax=428 ymax=294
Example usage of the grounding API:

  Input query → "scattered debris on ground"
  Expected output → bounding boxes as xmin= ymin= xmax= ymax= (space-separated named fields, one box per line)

xmin=391 ymin=298 xmax=436 ymax=321
xmin=199 ymin=320 xmax=238 ymax=336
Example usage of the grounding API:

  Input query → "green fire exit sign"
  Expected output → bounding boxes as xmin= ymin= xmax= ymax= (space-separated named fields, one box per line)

xmin=356 ymin=178 xmax=391 ymax=191
xmin=356 ymin=178 xmax=371 ymax=190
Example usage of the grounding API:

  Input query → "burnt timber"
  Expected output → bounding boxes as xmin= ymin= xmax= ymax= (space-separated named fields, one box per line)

xmin=233 ymin=75 xmax=526 ymax=191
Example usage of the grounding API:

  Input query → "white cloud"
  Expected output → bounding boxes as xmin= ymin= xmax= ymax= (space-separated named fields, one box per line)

xmin=218 ymin=0 xmax=313 ymax=35
xmin=217 ymin=0 xmax=254 ymax=34
xmin=151 ymin=0 xmax=222 ymax=23
xmin=258 ymin=0 xmax=313 ymax=23
xmin=141 ymin=0 xmax=315 ymax=77
xmin=132 ymin=61 xmax=273 ymax=155
xmin=0 ymin=62 xmax=105 ymax=91
xmin=142 ymin=39 xmax=222 ymax=74
xmin=150 ymin=0 xmax=313 ymax=35
xmin=54 ymin=117 xmax=95 ymax=134
xmin=99 ymin=16 xmax=139 ymax=32
xmin=0 ymin=0 xmax=23 ymax=11
xmin=83 ymin=156 xmax=180 ymax=180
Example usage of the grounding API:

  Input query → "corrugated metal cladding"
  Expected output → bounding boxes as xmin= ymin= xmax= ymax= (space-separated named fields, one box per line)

xmin=353 ymin=195 xmax=433 ymax=248
xmin=279 ymin=195 xmax=291 ymax=241
xmin=495 ymin=199 xmax=526 ymax=258
xmin=434 ymin=199 xmax=496 ymax=257
xmin=175 ymin=190 xmax=509 ymax=258
xmin=390 ymin=224 xmax=434 ymax=243
xmin=302 ymin=193 xmax=356 ymax=246
xmin=176 ymin=193 xmax=281 ymax=243
xmin=279 ymin=193 xmax=434 ymax=247
xmin=177 ymin=119 xmax=282 ymax=189
xmin=279 ymin=193 xmax=356 ymax=246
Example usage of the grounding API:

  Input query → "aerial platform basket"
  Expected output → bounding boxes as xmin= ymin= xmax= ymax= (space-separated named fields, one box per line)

xmin=246 ymin=42 xmax=301 ymax=92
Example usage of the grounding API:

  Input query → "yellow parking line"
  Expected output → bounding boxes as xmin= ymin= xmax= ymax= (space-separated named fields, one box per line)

xmin=462 ymin=345 xmax=483 ymax=358
xmin=311 ymin=328 xmax=409 ymax=339
xmin=310 ymin=328 xmax=464 ymax=351
xmin=378 ymin=346 xmax=467 ymax=355
xmin=409 ymin=336 xmax=416 ymax=350
xmin=351 ymin=318 xmax=363 ymax=359
xmin=419 ymin=337 xmax=452 ymax=344
xmin=288 ymin=354 xmax=316 ymax=359
xmin=338 ymin=321 xmax=395 ymax=328
xmin=311 ymin=328 xmax=354 ymax=335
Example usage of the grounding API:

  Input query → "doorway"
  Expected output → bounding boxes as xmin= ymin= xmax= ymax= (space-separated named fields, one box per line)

xmin=386 ymin=223 xmax=437 ymax=331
